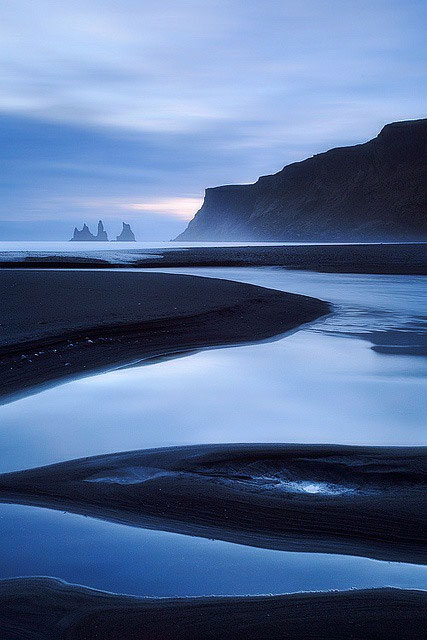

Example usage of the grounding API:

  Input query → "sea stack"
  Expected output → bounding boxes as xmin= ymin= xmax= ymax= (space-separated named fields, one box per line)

xmin=116 ymin=222 xmax=136 ymax=241
xmin=70 ymin=223 xmax=96 ymax=241
xmin=70 ymin=220 xmax=108 ymax=241
xmin=96 ymin=220 xmax=108 ymax=241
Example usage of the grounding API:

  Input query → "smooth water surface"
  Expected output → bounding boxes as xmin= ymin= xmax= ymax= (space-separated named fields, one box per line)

xmin=0 ymin=502 xmax=426 ymax=597
xmin=1 ymin=268 xmax=425 ymax=473
xmin=0 ymin=267 xmax=426 ymax=595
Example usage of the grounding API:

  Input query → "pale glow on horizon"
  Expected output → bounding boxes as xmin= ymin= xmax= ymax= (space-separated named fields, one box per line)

xmin=126 ymin=197 xmax=203 ymax=220
xmin=49 ymin=196 xmax=204 ymax=223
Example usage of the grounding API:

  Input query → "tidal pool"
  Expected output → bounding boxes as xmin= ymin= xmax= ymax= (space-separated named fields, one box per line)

xmin=0 ymin=268 xmax=425 ymax=595
xmin=0 ymin=503 xmax=426 ymax=597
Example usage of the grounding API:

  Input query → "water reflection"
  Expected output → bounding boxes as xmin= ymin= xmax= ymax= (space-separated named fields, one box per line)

xmin=0 ymin=503 xmax=425 ymax=596
xmin=1 ymin=270 xmax=426 ymax=473
xmin=155 ymin=268 xmax=427 ymax=353
xmin=0 ymin=268 xmax=425 ymax=596
xmin=1 ymin=329 xmax=425 ymax=473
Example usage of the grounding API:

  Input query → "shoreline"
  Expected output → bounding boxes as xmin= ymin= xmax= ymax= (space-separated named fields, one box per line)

xmin=0 ymin=443 xmax=425 ymax=564
xmin=0 ymin=270 xmax=329 ymax=403
xmin=0 ymin=242 xmax=426 ymax=274
xmin=1 ymin=578 xmax=425 ymax=639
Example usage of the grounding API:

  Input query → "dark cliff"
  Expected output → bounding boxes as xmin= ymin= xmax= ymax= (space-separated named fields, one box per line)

xmin=176 ymin=119 xmax=427 ymax=242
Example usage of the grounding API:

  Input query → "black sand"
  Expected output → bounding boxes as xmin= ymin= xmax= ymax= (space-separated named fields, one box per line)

xmin=1 ymin=242 xmax=426 ymax=273
xmin=0 ymin=578 xmax=425 ymax=639
xmin=0 ymin=443 xmax=425 ymax=564
xmin=0 ymin=270 xmax=329 ymax=402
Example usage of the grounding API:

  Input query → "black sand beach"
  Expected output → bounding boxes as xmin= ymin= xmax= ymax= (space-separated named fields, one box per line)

xmin=1 ymin=5 xmax=426 ymax=637
xmin=0 ymin=270 xmax=329 ymax=402
xmin=1 ymin=242 xmax=426 ymax=274
xmin=0 ymin=443 xmax=425 ymax=564
xmin=0 ymin=578 xmax=425 ymax=639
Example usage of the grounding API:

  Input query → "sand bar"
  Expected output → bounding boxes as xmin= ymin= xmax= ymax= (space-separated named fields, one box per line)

xmin=0 ymin=443 xmax=424 ymax=564
xmin=0 ymin=578 xmax=425 ymax=639
xmin=0 ymin=242 xmax=426 ymax=274
xmin=0 ymin=270 xmax=329 ymax=402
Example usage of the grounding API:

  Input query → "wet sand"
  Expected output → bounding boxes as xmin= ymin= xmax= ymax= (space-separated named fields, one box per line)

xmin=0 ymin=578 xmax=425 ymax=639
xmin=1 ymin=242 xmax=426 ymax=274
xmin=0 ymin=443 xmax=425 ymax=564
xmin=0 ymin=271 xmax=329 ymax=402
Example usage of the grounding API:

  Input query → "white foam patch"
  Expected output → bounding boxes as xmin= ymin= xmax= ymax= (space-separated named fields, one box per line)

xmin=237 ymin=475 xmax=359 ymax=496
xmin=84 ymin=467 xmax=173 ymax=485
xmin=84 ymin=467 xmax=363 ymax=495
xmin=275 ymin=480 xmax=355 ymax=495
xmin=0 ymin=251 xmax=162 ymax=264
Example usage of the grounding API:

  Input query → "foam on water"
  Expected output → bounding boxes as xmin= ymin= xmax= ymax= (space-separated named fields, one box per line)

xmin=85 ymin=467 xmax=173 ymax=484
xmin=276 ymin=480 xmax=355 ymax=495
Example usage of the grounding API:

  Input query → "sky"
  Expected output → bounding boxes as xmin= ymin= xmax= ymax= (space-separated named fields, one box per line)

xmin=0 ymin=0 xmax=425 ymax=241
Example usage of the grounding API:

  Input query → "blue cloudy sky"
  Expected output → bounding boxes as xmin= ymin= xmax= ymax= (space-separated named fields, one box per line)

xmin=1 ymin=0 xmax=425 ymax=240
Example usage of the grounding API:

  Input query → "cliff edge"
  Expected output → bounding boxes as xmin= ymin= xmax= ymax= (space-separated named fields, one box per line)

xmin=176 ymin=119 xmax=427 ymax=242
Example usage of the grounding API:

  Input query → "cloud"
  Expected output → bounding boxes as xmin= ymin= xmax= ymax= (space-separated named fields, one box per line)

xmin=0 ymin=1 xmax=425 ymax=238
xmin=1 ymin=1 xmax=425 ymax=139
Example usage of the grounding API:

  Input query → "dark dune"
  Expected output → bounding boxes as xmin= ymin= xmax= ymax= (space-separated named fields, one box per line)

xmin=1 ymin=242 xmax=426 ymax=273
xmin=0 ymin=270 xmax=329 ymax=403
xmin=0 ymin=578 xmax=425 ymax=640
xmin=0 ymin=443 xmax=425 ymax=564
